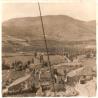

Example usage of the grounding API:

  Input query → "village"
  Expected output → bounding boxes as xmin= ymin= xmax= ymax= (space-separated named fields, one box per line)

xmin=2 ymin=47 xmax=96 ymax=97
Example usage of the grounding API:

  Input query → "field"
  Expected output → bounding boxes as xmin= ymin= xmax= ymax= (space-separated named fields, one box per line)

xmin=2 ymin=54 xmax=65 ymax=88
xmin=2 ymin=53 xmax=65 ymax=66
xmin=2 ymin=52 xmax=96 ymax=94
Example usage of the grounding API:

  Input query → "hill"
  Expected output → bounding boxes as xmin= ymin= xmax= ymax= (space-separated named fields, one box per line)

xmin=2 ymin=15 xmax=96 ymax=53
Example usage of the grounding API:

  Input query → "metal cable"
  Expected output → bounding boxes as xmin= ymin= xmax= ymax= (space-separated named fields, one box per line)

xmin=37 ymin=1 xmax=56 ymax=96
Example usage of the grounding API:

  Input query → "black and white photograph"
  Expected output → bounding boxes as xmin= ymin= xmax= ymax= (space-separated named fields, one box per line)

xmin=1 ymin=0 xmax=96 ymax=97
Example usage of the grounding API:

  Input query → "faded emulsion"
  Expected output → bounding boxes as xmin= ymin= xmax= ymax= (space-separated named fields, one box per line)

xmin=2 ymin=1 xmax=96 ymax=97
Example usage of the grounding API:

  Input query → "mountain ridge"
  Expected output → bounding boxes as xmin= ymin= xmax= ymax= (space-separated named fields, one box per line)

xmin=2 ymin=15 xmax=96 ymax=53
xmin=2 ymin=15 xmax=96 ymax=41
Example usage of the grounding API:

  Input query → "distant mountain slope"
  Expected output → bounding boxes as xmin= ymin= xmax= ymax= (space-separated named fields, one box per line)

xmin=2 ymin=15 xmax=96 ymax=41
xmin=2 ymin=15 xmax=96 ymax=53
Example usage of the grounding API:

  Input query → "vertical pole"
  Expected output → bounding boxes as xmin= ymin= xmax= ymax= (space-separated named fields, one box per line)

xmin=37 ymin=1 xmax=56 ymax=96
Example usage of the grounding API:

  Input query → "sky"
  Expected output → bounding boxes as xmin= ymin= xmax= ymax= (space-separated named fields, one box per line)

xmin=2 ymin=0 xmax=96 ymax=21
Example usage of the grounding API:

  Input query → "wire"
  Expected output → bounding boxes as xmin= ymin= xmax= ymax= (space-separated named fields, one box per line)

xmin=37 ymin=0 xmax=56 ymax=96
